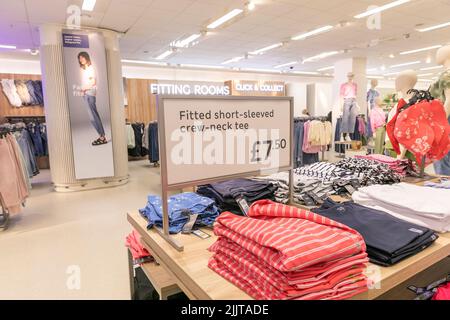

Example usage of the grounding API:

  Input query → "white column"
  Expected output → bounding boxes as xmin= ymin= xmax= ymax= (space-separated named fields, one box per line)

xmin=39 ymin=24 xmax=128 ymax=192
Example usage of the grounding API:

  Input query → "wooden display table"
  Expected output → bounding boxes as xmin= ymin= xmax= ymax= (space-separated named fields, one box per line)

xmin=128 ymin=211 xmax=450 ymax=300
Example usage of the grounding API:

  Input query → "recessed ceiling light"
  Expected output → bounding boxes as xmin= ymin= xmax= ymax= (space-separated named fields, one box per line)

xmin=420 ymin=66 xmax=443 ymax=71
xmin=317 ymin=66 xmax=334 ymax=72
xmin=367 ymin=75 xmax=384 ymax=79
xmin=383 ymin=71 xmax=400 ymax=76
xmin=399 ymin=45 xmax=442 ymax=55
xmin=367 ymin=68 xmax=377 ymax=72
xmin=222 ymin=56 xmax=245 ymax=64
xmin=207 ymin=9 xmax=243 ymax=29
xmin=82 ymin=0 xmax=96 ymax=11
xmin=389 ymin=61 xmax=421 ymax=68
xmin=121 ymin=59 xmax=167 ymax=66
xmin=417 ymin=73 xmax=434 ymax=77
xmin=389 ymin=54 xmax=395 ymax=58
xmin=417 ymin=21 xmax=450 ymax=32
xmin=274 ymin=61 xmax=298 ymax=69
xmin=291 ymin=25 xmax=334 ymax=41
xmin=354 ymin=0 xmax=410 ymax=19
xmin=0 ymin=44 xmax=17 ymax=49
xmin=243 ymin=68 xmax=280 ymax=73
xmin=180 ymin=64 xmax=224 ymax=69
xmin=246 ymin=2 xmax=256 ymax=11
xmin=292 ymin=71 xmax=320 ymax=75
xmin=303 ymin=51 xmax=339 ymax=63
xmin=172 ymin=34 xmax=201 ymax=48
xmin=426 ymin=56 xmax=432 ymax=64
xmin=155 ymin=50 xmax=174 ymax=60
xmin=381 ymin=65 xmax=386 ymax=71
xmin=249 ymin=43 xmax=283 ymax=55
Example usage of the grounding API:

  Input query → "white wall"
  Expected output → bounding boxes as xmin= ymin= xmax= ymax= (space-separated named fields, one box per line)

xmin=0 ymin=58 xmax=41 ymax=74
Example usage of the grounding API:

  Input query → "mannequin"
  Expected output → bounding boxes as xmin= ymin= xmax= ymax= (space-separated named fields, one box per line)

xmin=433 ymin=45 xmax=450 ymax=117
xmin=339 ymin=72 xmax=359 ymax=142
xmin=367 ymin=79 xmax=380 ymax=111
xmin=431 ymin=45 xmax=450 ymax=175
xmin=392 ymin=70 xmax=418 ymax=160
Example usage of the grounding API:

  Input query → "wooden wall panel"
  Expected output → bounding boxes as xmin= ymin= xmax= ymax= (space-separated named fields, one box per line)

xmin=124 ymin=78 xmax=157 ymax=124
xmin=0 ymin=73 xmax=45 ymax=123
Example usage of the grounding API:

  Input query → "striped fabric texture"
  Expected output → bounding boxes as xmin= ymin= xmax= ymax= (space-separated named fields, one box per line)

xmin=208 ymin=200 xmax=370 ymax=300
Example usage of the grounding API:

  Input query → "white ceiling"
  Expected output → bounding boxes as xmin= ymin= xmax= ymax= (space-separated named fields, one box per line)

xmin=1 ymin=0 xmax=450 ymax=79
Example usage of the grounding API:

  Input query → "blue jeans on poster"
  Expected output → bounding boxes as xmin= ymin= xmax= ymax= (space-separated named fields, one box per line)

xmin=84 ymin=95 xmax=105 ymax=136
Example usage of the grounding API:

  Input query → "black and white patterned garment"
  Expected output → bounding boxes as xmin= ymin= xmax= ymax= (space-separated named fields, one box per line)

xmin=334 ymin=158 xmax=402 ymax=186
xmin=295 ymin=162 xmax=350 ymax=181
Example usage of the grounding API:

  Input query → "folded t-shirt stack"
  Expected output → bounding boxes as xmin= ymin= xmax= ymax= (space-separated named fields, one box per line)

xmin=139 ymin=192 xmax=219 ymax=234
xmin=335 ymin=157 xmax=402 ymax=186
xmin=254 ymin=171 xmax=337 ymax=207
xmin=208 ymin=200 xmax=370 ymax=300
xmin=354 ymin=154 xmax=417 ymax=177
xmin=312 ymin=199 xmax=438 ymax=266
xmin=196 ymin=178 xmax=277 ymax=214
xmin=352 ymin=183 xmax=450 ymax=233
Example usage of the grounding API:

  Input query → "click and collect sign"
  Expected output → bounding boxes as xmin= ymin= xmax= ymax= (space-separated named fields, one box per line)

xmin=158 ymin=96 xmax=293 ymax=188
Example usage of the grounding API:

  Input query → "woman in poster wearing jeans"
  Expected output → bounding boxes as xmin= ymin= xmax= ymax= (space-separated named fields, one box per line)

xmin=78 ymin=51 xmax=108 ymax=146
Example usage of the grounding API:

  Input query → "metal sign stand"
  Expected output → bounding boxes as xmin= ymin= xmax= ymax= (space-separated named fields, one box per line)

xmin=156 ymin=95 xmax=294 ymax=252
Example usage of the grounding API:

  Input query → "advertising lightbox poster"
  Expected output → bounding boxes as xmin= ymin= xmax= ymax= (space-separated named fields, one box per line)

xmin=62 ymin=30 xmax=115 ymax=179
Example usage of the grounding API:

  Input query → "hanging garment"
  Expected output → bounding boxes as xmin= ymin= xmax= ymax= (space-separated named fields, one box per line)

xmin=1 ymin=79 xmax=22 ymax=107
xmin=128 ymin=123 xmax=148 ymax=157
xmin=208 ymin=200 xmax=369 ymax=300
xmin=14 ymin=80 xmax=32 ymax=105
xmin=374 ymin=126 xmax=386 ymax=155
xmin=32 ymin=80 xmax=44 ymax=105
xmin=341 ymin=98 xmax=358 ymax=134
xmin=387 ymin=99 xmax=450 ymax=166
xmin=369 ymin=106 xmax=386 ymax=133
xmin=0 ymin=134 xmax=29 ymax=214
xmin=126 ymin=124 xmax=135 ymax=149
xmin=312 ymin=199 xmax=438 ymax=266
xmin=25 ymin=80 xmax=39 ymax=105
xmin=142 ymin=123 xmax=149 ymax=150
xmin=139 ymin=192 xmax=219 ymax=234
xmin=352 ymin=183 xmax=450 ymax=233
xmin=148 ymin=122 xmax=159 ymax=163
xmin=357 ymin=117 xmax=366 ymax=136
xmin=294 ymin=120 xmax=319 ymax=168
xmin=367 ymin=88 xmax=380 ymax=110
xmin=302 ymin=121 xmax=322 ymax=154
xmin=27 ymin=122 xmax=45 ymax=157
xmin=15 ymin=129 xmax=39 ymax=177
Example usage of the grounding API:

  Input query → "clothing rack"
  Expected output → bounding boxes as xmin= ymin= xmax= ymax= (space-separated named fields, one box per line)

xmin=0 ymin=194 xmax=9 ymax=230
xmin=294 ymin=116 xmax=329 ymax=122
xmin=5 ymin=115 xmax=46 ymax=124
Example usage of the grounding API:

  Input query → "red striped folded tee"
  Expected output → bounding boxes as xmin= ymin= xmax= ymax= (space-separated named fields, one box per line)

xmin=208 ymin=200 xmax=369 ymax=300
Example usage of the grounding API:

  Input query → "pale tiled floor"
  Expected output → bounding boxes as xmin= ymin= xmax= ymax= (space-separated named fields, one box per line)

xmin=0 ymin=160 xmax=161 ymax=300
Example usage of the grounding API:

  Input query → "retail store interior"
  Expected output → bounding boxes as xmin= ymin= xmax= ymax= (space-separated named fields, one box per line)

xmin=1 ymin=0 xmax=450 ymax=300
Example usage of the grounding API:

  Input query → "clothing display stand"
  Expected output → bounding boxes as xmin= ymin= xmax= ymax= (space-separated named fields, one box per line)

xmin=156 ymin=96 xmax=294 ymax=252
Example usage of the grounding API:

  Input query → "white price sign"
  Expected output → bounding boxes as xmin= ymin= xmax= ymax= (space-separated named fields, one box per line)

xmin=157 ymin=96 xmax=293 ymax=189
